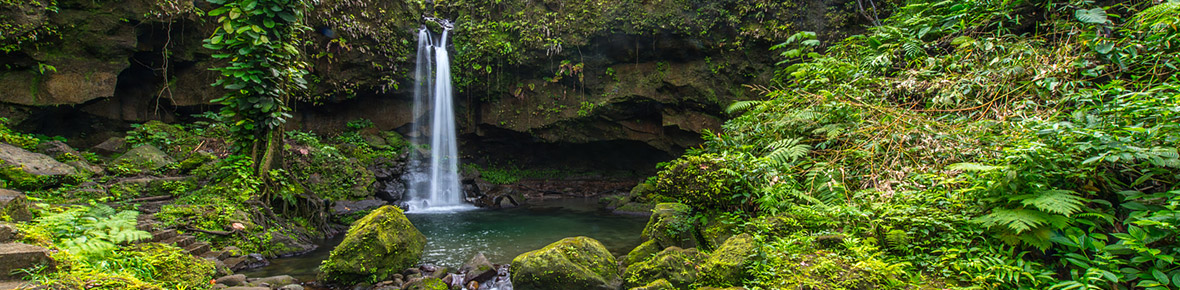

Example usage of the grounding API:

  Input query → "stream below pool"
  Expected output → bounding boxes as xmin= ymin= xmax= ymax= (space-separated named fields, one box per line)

xmin=240 ymin=198 xmax=649 ymax=283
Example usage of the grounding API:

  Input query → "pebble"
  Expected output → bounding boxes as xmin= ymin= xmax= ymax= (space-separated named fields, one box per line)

xmin=215 ymin=274 xmax=247 ymax=286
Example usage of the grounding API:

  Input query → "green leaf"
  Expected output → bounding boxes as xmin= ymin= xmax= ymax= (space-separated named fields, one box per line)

xmin=1093 ymin=42 xmax=1115 ymax=54
xmin=208 ymin=7 xmax=227 ymax=16
xmin=224 ymin=83 xmax=245 ymax=90
xmin=951 ymin=36 xmax=975 ymax=48
xmin=278 ymin=12 xmax=295 ymax=22
xmin=1075 ymin=8 xmax=1108 ymax=24
xmin=1154 ymin=269 xmax=1169 ymax=285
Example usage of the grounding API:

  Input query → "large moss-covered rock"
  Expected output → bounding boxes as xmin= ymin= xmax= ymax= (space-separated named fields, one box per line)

xmin=699 ymin=214 xmax=739 ymax=250
xmin=510 ymin=236 xmax=620 ymax=290
xmin=622 ymin=239 xmax=661 ymax=267
xmin=112 ymin=145 xmax=175 ymax=172
xmin=0 ymin=142 xmax=78 ymax=189
xmin=641 ymin=203 xmax=701 ymax=249
xmin=699 ymin=234 xmax=755 ymax=287
xmin=284 ymin=138 xmax=376 ymax=201
xmin=622 ymin=246 xmax=706 ymax=289
xmin=319 ymin=205 xmax=425 ymax=284
xmin=628 ymin=279 xmax=676 ymax=290
xmin=129 ymin=243 xmax=216 ymax=289
xmin=0 ymin=142 xmax=76 ymax=176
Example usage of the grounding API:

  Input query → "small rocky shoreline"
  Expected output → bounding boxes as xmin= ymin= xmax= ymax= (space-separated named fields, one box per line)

xmin=212 ymin=252 xmax=512 ymax=290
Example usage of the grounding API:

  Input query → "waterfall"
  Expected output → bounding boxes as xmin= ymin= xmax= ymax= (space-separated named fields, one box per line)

xmin=407 ymin=23 xmax=472 ymax=213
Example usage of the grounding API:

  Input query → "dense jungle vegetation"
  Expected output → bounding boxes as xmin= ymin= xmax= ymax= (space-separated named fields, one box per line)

xmin=635 ymin=0 xmax=1180 ymax=289
xmin=0 ymin=0 xmax=1178 ymax=289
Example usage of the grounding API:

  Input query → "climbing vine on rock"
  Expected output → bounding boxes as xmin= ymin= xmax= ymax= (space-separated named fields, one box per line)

xmin=203 ymin=0 xmax=309 ymax=173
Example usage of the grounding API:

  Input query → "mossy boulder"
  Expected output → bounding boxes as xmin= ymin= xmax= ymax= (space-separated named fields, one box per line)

xmin=699 ymin=214 xmax=739 ymax=250
xmin=284 ymin=139 xmax=376 ymax=201
xmin=126 ymin=121 xmax=201 ymax=160
xmin=623 ymin=239 xmax=661 ymax=267
xmin=622 ymin=247 xmax=706 ymax=289
xmin=652 ymin=154 xmax=744 ymax=210
xmin=129 ymin=243 xmax=216 ymax=289
xmin=319 ymin=205 xmax=426 ymax=284
xmin=112 ymin=145 xmax=175 ymax=173
xmin=177 ymin=152 xmax=216 ymax=173
xmin=629 ymin=279 xmax=676 ymax=290
xmin=641 ymin=203 xmax=701 ymax=249
xmin=699 ymin=234 xmax=755 ymax=287
xmin=510 ymin=236 xmax=620 ymax=290
xmin=402 ymin=277 xmax=448 ymax=290
xmin=630 ymin=182 xmax=654 ymax=199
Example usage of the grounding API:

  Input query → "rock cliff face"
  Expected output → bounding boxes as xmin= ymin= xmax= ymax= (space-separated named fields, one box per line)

xmin=1 ymin=0 xmax=865 ymax=170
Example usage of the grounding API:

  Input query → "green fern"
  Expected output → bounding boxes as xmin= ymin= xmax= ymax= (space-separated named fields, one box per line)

xmin=726 ymin=100 xmax=763 ymax=115
xmin=762 ymin=138 xmax=811 ymax=166
xmin=811 ymin=124 xmax=846 ymax=139
xmin=975 ymin=208 xmax=1068 ymax=234
xmin=1017 ymin=190 xmax=1087 ymax=217
xmin=33 ymin=205 xmax=152 ymax=257
xmin=1131 ymin=1 xmax=1180 ymax=30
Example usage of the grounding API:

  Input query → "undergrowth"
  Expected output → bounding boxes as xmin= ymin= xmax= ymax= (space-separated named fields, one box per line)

xmin=646 ymin=0 xmax=1180 ymax=289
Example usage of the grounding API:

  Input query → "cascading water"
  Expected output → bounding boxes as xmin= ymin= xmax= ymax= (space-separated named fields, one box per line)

xmin=407 ymin=21 xmax=473 ymax=213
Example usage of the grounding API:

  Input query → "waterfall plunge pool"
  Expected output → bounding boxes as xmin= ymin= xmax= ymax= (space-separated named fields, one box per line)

xmin=240 ymin=198 xmax=649 ymax=282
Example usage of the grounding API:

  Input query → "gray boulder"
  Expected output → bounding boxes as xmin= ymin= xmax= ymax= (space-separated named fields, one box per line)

xmin=0 ymin=142 xmax=77 ymax=176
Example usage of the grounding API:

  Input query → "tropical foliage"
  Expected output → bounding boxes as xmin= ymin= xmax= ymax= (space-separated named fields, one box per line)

xmin=203 ymin=0 xmax=309 ymax=172
xmin=642 ymin=0 xmax=1180 ymax=289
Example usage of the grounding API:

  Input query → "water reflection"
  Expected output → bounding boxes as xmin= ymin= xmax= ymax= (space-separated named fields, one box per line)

xmin=240 ymin=198 xmax=648 ymax=282
xmin=408 ymin=198 xmax=648 ymax=267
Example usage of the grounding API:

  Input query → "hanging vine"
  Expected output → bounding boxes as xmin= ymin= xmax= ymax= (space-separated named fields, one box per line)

xmin=202 ymin=0 xmax=309 ymax=174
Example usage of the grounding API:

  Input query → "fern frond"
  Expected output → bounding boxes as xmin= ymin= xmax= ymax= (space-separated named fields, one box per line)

xmin=1019 ymin=190 xmax=1087 ymax=216
xmin=763 ymin=138 xmax=811 ymax=166
xmin=794 ymin=110 xmax=820 ymax=121
xmin=902 ymin=40 xmax=925 ymax=58
xmin=726 ymin=100 xmax=763 ymax=115
xmin=975 ymin=208 xmax=1055 ymax=233
xmin=1133 ymin=1 xmax=1180 ymax=30
xmin=812 ymin=124 xmax=845 ymax=139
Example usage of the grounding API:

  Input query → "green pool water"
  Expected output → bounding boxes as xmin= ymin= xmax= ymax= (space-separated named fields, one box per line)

xmin=240 ymin=198 xmax=649 ymax=282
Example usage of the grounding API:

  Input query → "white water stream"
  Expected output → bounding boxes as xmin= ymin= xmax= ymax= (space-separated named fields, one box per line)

xmin=407 ymin=23 xmax=472 ymax=213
